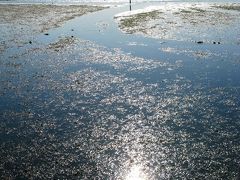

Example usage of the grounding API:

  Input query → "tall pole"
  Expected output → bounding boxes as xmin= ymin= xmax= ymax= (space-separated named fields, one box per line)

xmin=129 ymin=0 xmax=132 ymax=11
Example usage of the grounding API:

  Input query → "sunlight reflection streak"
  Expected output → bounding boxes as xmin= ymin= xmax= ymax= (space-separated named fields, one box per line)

xmin=125 ymin=164 xmax=147 ymax=180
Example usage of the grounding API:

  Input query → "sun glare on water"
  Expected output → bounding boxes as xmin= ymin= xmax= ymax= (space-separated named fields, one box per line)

xmin=125 ymin=165 xmax=148 ymax=180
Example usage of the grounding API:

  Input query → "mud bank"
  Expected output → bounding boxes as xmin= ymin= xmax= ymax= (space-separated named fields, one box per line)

xmin=115 ymin=3 xmax=240 ymax=44
xmin=0 ymin=4 xmax=106 ymax=52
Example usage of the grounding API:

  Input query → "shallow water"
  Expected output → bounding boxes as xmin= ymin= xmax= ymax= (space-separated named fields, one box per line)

xmin=1 ymin=2 xmax=240 ymax=179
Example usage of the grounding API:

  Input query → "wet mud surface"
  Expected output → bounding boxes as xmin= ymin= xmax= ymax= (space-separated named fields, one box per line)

xmin=1 ymin=2 xmax=240 ymax=179
xmin=115 ymin=3 xmax=240 ymax=45
xmin=0 ymin=4 xmax=106 ymax=53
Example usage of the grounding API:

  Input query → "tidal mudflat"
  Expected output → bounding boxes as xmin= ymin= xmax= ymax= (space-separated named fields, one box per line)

xmin=0 ymin=2 xmax=240 ymax=179
xmin=115 ymin=3 xmax=240 ymax=44
xmin=0 ymin=4 xmax=105 ymax=53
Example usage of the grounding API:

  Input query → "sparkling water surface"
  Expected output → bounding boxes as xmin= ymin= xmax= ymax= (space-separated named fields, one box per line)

xmin=0 ymin=1 xmax=240 ymax=179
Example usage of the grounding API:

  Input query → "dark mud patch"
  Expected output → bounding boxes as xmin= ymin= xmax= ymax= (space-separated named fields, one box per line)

xmin=213 ymin=4 xmax=240 ymax=11
xmin=118 ymin=10 xmax=162 ymax=33
xmin=48 ymin=37 xmax=76 ymax=52
xmin=0 ymin=41 xmax=7 ymax=53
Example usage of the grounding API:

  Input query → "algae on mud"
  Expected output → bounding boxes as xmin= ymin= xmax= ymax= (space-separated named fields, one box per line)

xmin=118 ymin=10 xmax=161 ymax=30
xmin=48 ymin=37 xmax=76 ymax=52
